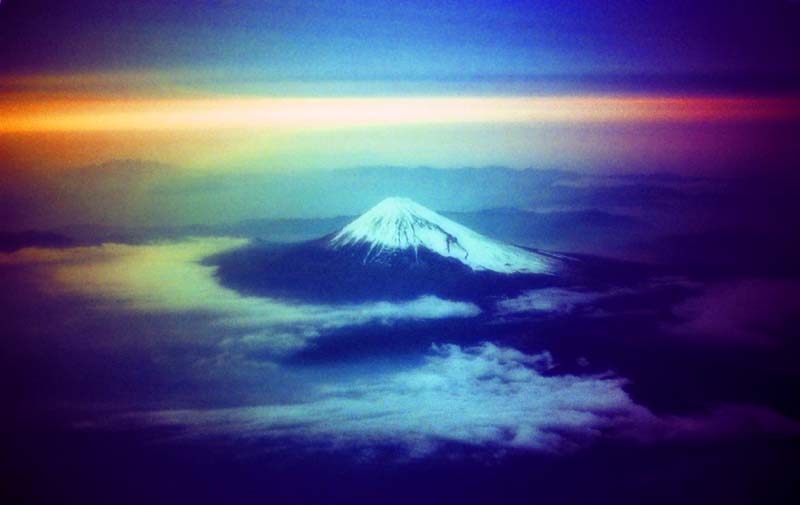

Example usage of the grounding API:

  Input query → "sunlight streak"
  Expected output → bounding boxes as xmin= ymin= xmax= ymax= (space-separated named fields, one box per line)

xmin=3 ymin=95 xmax=799 ymax=133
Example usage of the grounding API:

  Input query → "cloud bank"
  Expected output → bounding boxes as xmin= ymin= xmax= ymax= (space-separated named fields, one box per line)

xmin=496 ymin=287 xmax=613 ymax=315
xmin=113 ymin=342 xmax=800 ymax=456
xmin=1 ymin=239 xmax=480 ymax=355
xmin=8 ymin=241 xmax=798 ymax=457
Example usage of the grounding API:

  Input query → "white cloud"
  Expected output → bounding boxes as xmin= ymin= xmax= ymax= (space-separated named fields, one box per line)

xmin=1 ymin=238 xmax=480 ymax=355
xmin=495 ymin=278 xmax=698 ymax=317
xmin=10 ymin=243 xmax=799 ymax=457
xmin=496 ymin=287 xmax=619 ymax=315
xmin=109 ymin=342 xmax=800 ymax=456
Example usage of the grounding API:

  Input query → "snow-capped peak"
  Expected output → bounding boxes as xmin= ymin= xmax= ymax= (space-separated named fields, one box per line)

xmin=329 ymin=197 xmax=558 ymax=274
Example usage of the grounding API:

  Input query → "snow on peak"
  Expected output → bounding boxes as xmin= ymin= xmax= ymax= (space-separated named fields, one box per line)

xmin=329 ymin=197 xmax=558 ymax=274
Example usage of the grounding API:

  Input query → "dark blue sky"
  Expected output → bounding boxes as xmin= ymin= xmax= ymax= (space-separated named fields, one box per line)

xmin=1 ymin=0 xmax=799 ymax=90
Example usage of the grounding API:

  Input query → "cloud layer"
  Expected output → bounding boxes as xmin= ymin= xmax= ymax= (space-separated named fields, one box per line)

xmin=1 ymin=238 xmax=480 ymax=355
xmin=496 ymin=287 xmax=614 ymax=316
xmin=7 ymin=241 xmax=799 ymax=457
xmin=114 ymin=342 xmax=800 ymax=456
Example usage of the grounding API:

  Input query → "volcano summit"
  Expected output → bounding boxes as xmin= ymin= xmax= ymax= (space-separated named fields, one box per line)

xmin=330 ymin=197 xmax=558 ymax=274
xmin=212 ymin=198 xmax=568 ymax=302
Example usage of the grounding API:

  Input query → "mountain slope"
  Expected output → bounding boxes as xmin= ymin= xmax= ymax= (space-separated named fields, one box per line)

xmin=329 ymin=197 xmax=558 ymax=274
xmin=211 ymin=198 xmax=567 ymax=302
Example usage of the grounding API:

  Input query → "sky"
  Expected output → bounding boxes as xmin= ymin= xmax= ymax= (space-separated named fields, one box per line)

xmin=2 ymin=0 xmax=800 ymax=79
xmin=3 ymin=4 xmax=800 ymax=502
xmin=1 ymin=0 xmax=799 ymax=182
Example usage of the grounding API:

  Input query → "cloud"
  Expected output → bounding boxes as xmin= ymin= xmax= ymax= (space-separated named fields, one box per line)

xmin=109 ymin=342 xmax=800 ymax=456
xmin=0 ymin=239 xmax=480 ymax=355
xmin=663 ymin=279 xmax=800 ymax=346
xmin=496 ymin=288 xmax=605 ymax=315
xmin=497 ymin=279 xmax=800 ymax=348
xmin=9 ymin=242 xmax=799 ymax=457
xmin=495 ymin=278 xmax=699 ymax=318
xmin=496 ymin=287 xmax=636 ymax=316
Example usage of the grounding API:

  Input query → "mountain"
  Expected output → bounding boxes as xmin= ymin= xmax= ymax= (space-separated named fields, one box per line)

xmin=329 ymin=197 xmax=559 ymax=274
xmin=211 ymin=198 xmax=570 ymax=302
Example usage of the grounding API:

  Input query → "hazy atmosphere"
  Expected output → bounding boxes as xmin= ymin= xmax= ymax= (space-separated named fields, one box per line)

xmin=2 ymin=1 xmax=800 ymax=504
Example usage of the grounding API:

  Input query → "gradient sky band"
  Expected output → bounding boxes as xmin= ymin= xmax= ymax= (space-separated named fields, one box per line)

xmin=3 ymin=95 xmax=800 ymax=133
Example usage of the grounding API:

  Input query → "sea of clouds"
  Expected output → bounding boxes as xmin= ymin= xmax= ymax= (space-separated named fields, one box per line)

xmin=1 ymin=238 xmax=480 ymax=356
xmin=4 ymin=238 xmax=799 ymax=458
xmin=113 ymin=341 xmax=800 ymax=456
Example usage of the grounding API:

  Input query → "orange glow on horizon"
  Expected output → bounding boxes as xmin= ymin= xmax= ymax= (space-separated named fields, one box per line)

xmin=3 ymin=95 xmax=800 ymax=133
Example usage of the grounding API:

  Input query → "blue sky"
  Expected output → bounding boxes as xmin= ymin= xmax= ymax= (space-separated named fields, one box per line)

xmin=2 ymin=0 xmax=799 ymax=87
